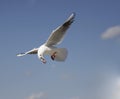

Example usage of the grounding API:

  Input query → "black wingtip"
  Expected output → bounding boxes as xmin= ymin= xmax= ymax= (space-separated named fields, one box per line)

xmin=63 ymin=12 xmax=76 ymax=27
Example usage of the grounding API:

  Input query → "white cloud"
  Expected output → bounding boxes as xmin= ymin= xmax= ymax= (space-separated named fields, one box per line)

xmin=94 ymin=75 xmax=120 ymax=99
xmin=111 ymin=77 xmax=120 ymax=99
xmin=25 ymin=92 xmax=47 ymax=99
xmin=101 ymin=25 xmax=120 ymax=39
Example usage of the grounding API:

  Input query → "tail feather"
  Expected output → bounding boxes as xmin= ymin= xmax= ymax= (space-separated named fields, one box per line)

xmin=54 ymin=48 xmax=68 ymax=61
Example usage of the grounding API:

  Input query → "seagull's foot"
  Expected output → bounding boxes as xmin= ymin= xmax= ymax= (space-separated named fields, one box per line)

xmin=51 ymin=52 xmax=57 ymax=61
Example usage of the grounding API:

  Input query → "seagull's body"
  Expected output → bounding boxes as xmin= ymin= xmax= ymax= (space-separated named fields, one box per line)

xmin=17 ymin=13 xmax=75 ymax=64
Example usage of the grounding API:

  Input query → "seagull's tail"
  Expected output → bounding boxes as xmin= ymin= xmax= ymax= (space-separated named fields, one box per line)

xmin=54 ymin=48 xmax=68 ymax=61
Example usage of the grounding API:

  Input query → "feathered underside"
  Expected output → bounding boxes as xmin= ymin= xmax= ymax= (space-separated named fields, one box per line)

xmin=17 ymin=48 xmax=38 ymax=57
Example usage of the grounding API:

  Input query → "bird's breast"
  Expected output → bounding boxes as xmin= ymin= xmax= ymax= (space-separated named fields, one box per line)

xmin=38 ymin=44 xmax=56 ymax=56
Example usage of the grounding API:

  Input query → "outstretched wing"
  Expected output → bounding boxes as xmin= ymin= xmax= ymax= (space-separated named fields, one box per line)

xmin=45 ymin=13 xmax=75 ymax=46
xmin=17 ymin=48 xmax=38 ymax=57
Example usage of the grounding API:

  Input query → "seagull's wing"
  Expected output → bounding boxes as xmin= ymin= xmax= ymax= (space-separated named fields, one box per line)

xmin=45 ymin=13 xmax=75 ymax=46
xmin=17 ymin=48 xmax=38 ymax=57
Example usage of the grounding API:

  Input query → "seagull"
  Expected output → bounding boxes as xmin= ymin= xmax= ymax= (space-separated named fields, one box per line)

xmin=17 ymin=13 xmax=75 ymax=64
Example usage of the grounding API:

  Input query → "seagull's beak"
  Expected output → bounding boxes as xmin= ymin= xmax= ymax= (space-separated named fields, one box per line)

xmin=40 ymin=57 xmax=46 ymax=64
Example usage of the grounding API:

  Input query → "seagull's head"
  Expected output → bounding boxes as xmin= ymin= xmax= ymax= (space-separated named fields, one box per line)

xmin=38 ymin=54 xmax=46 ymax=64
xmin=37 ymin=44 xmax=47 ymax=64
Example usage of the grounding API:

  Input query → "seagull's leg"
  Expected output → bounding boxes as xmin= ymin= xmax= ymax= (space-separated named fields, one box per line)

xmin=51 ymin=52 xmax=57 ymax=61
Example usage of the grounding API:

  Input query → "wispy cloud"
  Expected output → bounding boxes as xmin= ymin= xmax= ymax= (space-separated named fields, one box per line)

xmin=92 ymin=74 xmax=120 ymax=99
xmin=25 ymin=92 xmax=47 ymax=99
xmin=101 ymin=25 xmax=120 ymax=39
xmin=112 ymin=77 xmax=120 ymax=99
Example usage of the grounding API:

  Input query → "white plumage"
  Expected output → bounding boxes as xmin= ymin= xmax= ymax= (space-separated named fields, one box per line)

xmin=17 ymin=13 xmax=75 ymax=64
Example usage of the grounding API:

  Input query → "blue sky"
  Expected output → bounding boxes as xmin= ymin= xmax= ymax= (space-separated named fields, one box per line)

xmin=0 ymin=0 xmax=120 ymax=99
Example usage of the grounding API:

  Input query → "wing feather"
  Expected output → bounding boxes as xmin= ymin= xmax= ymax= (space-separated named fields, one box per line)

xmin=45 ymin=13 xmax=75 ymax=46
xmin=17 ymin=48 xmax=38 ymax=57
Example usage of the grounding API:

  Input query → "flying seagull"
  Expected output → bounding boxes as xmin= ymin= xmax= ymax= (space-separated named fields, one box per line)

xmin=17 ymin=13 xmax=75 ymax=64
